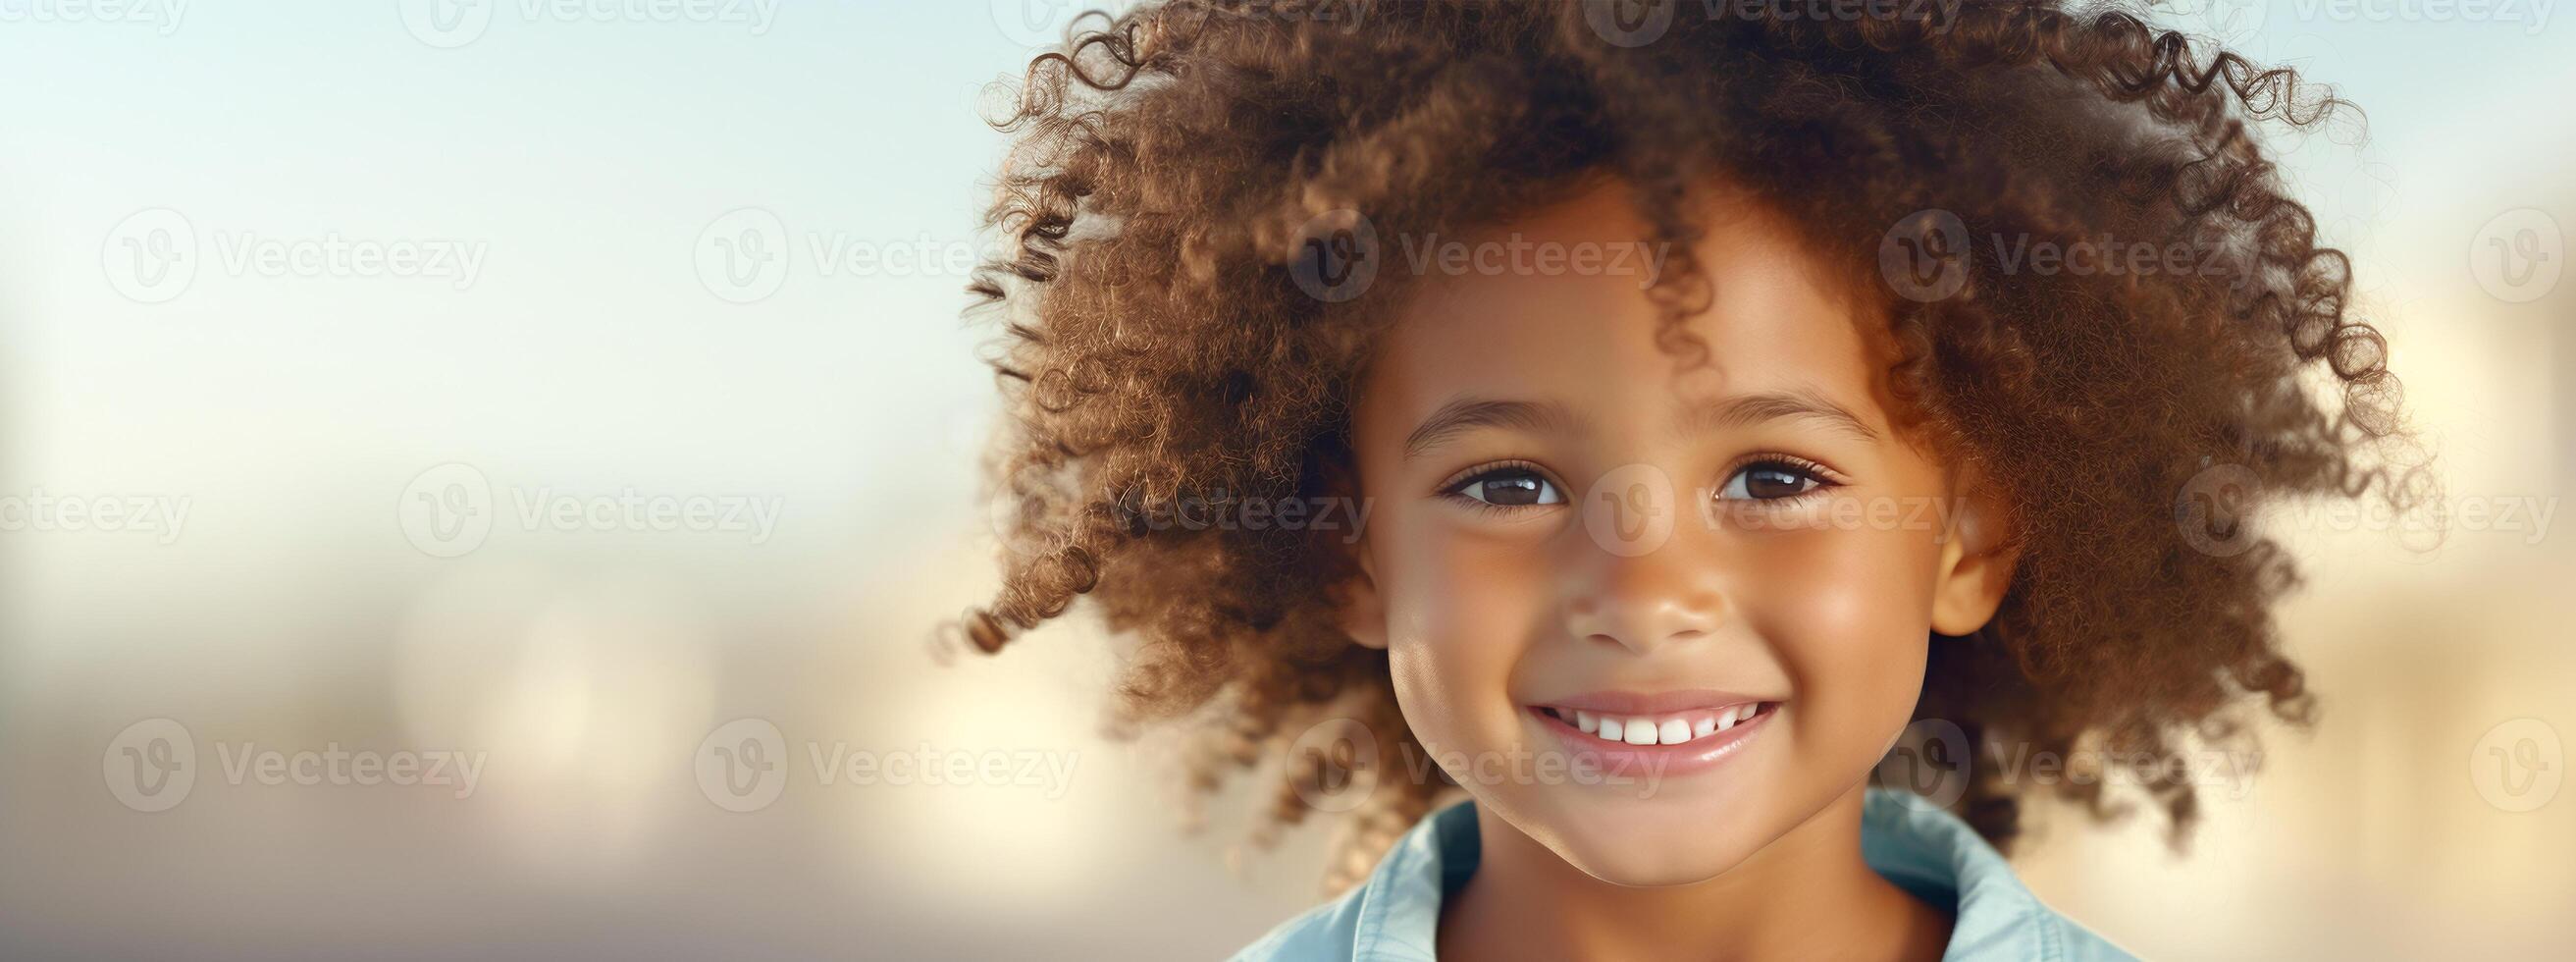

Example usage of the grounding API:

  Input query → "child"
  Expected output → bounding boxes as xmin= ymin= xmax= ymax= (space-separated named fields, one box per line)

xmin=955 ymin=2 xmax=2421 ymax=958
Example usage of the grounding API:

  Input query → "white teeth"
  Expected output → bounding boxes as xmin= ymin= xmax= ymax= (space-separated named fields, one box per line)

xmin=1622 ymin=718 xmax=1656 ymax=745
xmin=1550 ymin=703 xmax=1770 ymax=746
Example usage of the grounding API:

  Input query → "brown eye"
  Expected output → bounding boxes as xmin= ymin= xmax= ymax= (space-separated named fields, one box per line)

xmin=1719 ymin=461 xmax=1824 ymax=501
xmin=1448 ymin=468 xmax=1563 ymax=508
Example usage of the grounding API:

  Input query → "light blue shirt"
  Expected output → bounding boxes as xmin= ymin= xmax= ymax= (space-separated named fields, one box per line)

xmin=1231 ymin=788 xmax=2134 ymax=961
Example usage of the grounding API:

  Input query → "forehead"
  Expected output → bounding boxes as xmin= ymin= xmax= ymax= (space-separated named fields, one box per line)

xmin=1359 ymin=182 xmax=1891 ymax=435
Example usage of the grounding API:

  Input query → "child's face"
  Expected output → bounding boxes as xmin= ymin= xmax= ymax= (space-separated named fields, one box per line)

xmin=1339 ymin=180 xmax=2015 ymax=885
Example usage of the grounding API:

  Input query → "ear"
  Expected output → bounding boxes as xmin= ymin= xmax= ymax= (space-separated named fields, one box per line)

xmin=1315 ymin=449 xmax=1390 ymax=651
xmin=1928 ymin=480 xmax=2021 ymax=638
xmin=1333 ymin=543 xmax=1390 ymax=651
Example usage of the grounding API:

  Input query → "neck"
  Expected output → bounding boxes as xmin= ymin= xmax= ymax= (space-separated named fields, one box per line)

xmin=1437 ymin=783 xmax=1949 ymax=961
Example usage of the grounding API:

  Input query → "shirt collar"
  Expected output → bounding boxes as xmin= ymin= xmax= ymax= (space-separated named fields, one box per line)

xmin=1328 ymin=788 xmax=2126 ymax=962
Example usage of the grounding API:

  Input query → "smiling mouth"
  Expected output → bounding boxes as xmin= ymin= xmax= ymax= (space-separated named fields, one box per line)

xmin=1531 ymin=701 xmax=1778 ymax=748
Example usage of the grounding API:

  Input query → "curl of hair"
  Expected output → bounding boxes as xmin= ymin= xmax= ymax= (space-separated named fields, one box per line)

xmin=951 ymin=0 xmax=2427 ymax=892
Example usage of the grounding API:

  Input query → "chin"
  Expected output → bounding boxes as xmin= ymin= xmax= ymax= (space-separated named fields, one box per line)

xmin=1511 ymin=786 xmax=1783 ymax=887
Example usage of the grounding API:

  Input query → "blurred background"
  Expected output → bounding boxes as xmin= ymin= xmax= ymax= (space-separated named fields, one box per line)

xmin=0 ymin=1 xmax=2567 ymax=958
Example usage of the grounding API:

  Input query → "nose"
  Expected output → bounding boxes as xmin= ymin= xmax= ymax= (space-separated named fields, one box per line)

xmin=1559 ymin=534 xmax=1725 ymax=656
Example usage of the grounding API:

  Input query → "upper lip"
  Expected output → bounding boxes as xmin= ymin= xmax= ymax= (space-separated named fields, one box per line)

xmin=1529 ymin=689 xmax=1777 ymax=715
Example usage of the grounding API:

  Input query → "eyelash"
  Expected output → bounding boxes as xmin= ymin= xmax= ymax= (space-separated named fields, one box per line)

xmin=1436 ymin=458 xmax=1561 ymax=515
xmin=1435 ymin=454 xmax=1845 ymax=513
xmin=1714 ymin=454 xmax=1843 ymax=504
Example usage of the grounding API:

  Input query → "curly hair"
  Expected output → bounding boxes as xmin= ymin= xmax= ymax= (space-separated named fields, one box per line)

xmin=949 ymin=0 xmax=2428 ymax=892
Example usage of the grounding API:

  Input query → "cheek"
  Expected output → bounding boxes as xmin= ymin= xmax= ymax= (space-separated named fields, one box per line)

xmin=1733 ymin=508 xmax=1945 ymax=727
xmin=1374 ymin=509 xmax=1547 ymax=753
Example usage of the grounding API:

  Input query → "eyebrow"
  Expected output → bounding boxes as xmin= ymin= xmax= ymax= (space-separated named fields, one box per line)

xmin=1402 ymin=397 xmax=1588 ymax=460
xmin=1678 ymin=388 xmax=1882 ymax=446
xmin=1400 ymin=388 xmax=1879 ymax=460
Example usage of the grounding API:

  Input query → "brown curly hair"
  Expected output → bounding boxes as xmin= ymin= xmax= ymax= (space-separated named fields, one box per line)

xmin=949 ymin=0 xmax=2428 ymax=892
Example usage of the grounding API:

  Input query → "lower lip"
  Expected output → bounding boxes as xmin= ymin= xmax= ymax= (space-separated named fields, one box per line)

xmin=1529 ymin=704 xmax=1777 ymax=779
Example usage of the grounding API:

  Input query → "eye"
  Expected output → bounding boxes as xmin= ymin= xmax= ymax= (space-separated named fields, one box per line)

xmin=1442 ymin=463 xmax=1564 ymax=508
xmin=1717 ymin=458 xmax=1831 ymax=501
